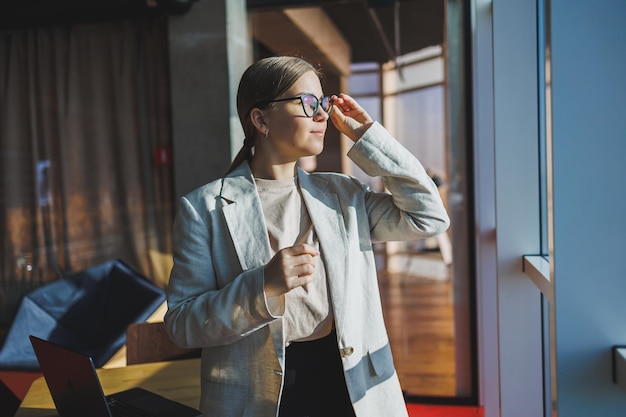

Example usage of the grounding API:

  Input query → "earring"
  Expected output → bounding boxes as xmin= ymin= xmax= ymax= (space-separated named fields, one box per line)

xmin=264 ymin=129 xmax=269 ymax=139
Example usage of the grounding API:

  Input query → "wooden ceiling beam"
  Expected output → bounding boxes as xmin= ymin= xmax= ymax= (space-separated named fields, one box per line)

xmin=250 ymin=7 xmax=351 ymax=76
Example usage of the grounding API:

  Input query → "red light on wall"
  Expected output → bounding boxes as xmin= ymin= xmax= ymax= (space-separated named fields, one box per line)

xmin=154 ymin=146 xmax=172 ymax=166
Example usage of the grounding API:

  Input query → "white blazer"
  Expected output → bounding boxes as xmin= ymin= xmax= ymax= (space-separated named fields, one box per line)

xmin=164 ymin=122 xmax=450 ymax=417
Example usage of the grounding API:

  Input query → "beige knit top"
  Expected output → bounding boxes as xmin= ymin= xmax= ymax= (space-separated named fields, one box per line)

xmin=255 ymin=176 xmax=334 ymax=345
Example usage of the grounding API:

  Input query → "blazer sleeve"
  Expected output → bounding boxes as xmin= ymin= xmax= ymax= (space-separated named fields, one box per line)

xmin=164 ymin=194 xmax=279 ymax=348
xmin=347 ymin=121 xmax=450 ymax=242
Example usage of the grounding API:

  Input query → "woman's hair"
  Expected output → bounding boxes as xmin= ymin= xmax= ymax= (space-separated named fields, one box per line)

xmin=226 ymin=56 xmax=321 ymax=174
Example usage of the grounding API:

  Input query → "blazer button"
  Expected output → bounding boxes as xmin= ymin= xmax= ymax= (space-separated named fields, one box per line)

xmin=340 ymin=346 xmax=354 ymax=357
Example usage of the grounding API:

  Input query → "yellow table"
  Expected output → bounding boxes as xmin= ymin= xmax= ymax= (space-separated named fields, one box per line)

xmin=15 ymin=358 xmax=201 ymax=417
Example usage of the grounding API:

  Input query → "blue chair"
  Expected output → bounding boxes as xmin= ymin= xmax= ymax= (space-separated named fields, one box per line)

xmin=0 ymin=259 xmax=165 ymax=371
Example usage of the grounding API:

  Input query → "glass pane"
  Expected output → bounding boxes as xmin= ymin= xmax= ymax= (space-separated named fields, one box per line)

xmin=255 ymin=0 xmax=478 ymax=405
xmin=396 ymin=85 xmax=446 ymax=174
xmin=348 ymin=71 xmax=380 ymax=96
xmin=348 ymin=48 xmax=474 ymax=401
xmin=385 ymin=84 xmax=457 ymax=398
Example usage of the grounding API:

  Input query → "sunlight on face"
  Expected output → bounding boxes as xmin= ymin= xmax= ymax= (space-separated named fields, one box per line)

xmin=258 ymin=71 xmax=329 ymax=164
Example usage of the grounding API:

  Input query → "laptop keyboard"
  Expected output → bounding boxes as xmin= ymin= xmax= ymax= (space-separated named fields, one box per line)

xmin=107 ymin=397 xmax=155 ymax=417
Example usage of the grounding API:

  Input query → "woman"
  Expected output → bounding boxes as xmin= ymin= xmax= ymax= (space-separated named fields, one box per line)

xmin=164 ymin=56 xmax=450 ymax=417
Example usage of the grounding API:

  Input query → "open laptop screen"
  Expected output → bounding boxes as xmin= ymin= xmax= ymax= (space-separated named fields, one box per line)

xmin=30 ymin=335 xmax=112 ymax=417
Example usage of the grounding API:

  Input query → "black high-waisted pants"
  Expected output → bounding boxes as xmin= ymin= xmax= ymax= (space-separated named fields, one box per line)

xmin=278 ymin=329 xmax=357 ymax=417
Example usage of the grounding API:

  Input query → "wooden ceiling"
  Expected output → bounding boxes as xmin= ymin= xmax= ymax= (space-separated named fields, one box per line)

xmin=248 ymin=0 xmax=445 ymax=63
xmin=0 ymin=0 xmax=444 ymax=64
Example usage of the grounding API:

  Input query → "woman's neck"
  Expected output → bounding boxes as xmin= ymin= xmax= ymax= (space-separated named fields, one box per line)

xmin=250 ymin=158 xmax=297 ymax=180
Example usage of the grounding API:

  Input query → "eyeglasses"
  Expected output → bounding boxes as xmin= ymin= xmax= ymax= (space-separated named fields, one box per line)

xmin=265 ymin=94 xmax=333 ymax=118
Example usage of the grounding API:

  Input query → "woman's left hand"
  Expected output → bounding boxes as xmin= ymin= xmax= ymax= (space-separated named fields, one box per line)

xmin=329 ymin=93 xmax=373 ymax=142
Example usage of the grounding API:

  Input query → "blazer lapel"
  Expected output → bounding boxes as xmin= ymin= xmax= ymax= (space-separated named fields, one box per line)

xmin=220 ymin=162 xmax=272 ymax=270
xmin=297 ymin=168 xmax=349 ymax=330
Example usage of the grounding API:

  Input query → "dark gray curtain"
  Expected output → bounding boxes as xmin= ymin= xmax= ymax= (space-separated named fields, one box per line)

xmin=0 ymin=17 xmax=174 ymax=327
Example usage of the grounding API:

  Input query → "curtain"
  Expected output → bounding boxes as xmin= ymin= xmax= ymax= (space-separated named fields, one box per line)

xmin=0 ymin=17 xmax=173 ymax=327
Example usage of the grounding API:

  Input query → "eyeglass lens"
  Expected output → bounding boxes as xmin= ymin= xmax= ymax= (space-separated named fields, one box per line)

xmin=301 ymin=94 xmax=333 ymax=117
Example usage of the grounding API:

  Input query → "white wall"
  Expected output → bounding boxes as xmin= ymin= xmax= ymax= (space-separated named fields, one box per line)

xmin=491 ymin=0 xmax=545 ymax=415
xmin=550 ymin=0 xmax=626 ymax=415
xmin=475 ymin=0 xmax=626 ymax=416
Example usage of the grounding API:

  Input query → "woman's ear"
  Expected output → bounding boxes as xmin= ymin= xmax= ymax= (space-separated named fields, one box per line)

xmin=249 ymin=108 xmax=267 ymax=135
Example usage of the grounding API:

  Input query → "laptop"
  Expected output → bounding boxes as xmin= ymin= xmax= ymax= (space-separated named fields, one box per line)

xmin=29 ymin=335 xmax=203 ymax=417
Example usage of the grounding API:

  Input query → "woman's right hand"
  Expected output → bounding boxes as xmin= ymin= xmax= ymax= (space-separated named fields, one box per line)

xmin=263 ymin=244 xmax=319 ymax=297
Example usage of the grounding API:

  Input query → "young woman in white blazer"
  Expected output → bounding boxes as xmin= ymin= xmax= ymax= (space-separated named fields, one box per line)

xmin=164 ymin=55 xmax=450 ymax=417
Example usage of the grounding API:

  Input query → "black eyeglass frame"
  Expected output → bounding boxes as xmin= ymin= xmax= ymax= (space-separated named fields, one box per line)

xmin=254 ymin=94 xmax=333 ymax=118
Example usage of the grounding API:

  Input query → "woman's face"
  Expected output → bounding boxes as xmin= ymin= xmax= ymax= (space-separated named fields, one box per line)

xmin=259 ymin=70 xmax=329 ymax=163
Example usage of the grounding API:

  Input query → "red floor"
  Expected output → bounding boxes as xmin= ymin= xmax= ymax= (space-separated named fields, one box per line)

xmin=407 ymin=403 xmax=483 ymax=417
xmin=0 ymin=370 xmax=41 ymax=401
